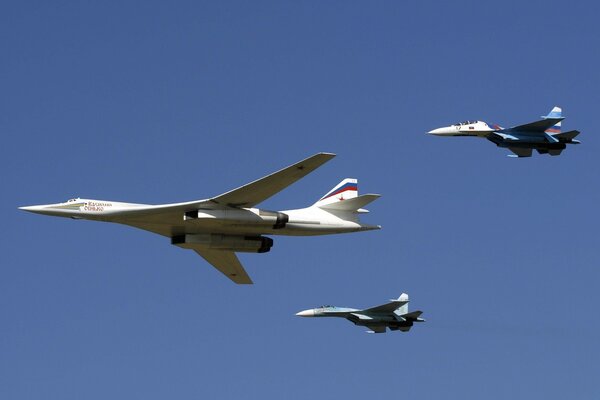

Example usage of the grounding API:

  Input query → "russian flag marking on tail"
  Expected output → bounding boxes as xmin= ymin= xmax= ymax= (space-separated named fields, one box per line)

xmin=544 ymin=106 xmax=562 ymax=134
xmin=320 ymin=180 xmax=358 ymax=201
xmin=313 ymin=178 xmax=358 ymax=207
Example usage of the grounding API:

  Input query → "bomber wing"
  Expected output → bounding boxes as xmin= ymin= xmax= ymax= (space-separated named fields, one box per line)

xmin=109 ymin=219 xmax=255 ymax=283
xmin=193 ymin=247 xmax=253 ymax=284
xmin=106 ymin=152 xmax=336 ymax=237
xmin=210 ymin=152 xmax=336 ymax=207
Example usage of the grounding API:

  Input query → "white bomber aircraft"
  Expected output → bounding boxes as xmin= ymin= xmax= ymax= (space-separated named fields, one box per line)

xmin=20 ymin=153 xmax=381 ymax=284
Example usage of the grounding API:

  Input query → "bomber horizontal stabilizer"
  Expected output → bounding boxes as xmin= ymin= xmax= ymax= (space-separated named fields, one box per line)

xmin=318 ymin=194 xmax=381 ymax=212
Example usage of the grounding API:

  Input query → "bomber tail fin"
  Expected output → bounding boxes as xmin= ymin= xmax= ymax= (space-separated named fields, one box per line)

xmin=313 ymin=178 xmax=358 ymax=207
xmin=313 ymin=178 xmax=380 ymax=213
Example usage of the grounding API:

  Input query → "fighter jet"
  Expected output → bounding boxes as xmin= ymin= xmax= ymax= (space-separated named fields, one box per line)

xmin=296 ymin=293 xmax=424 ymax=334
xmin=19 ymin=153 xmax=381 ymax=284
xmin=428 ymin=106 xmax=580 ymax=157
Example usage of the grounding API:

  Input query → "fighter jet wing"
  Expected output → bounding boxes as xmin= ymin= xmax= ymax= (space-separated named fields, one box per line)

xmin=362 ymin=299 xmax=409 ymax=314
xmin=365 ymin=325 xmax=387 ymax=334
xmin=210 ymin=152 xmax=336 ymax=208
xmin=193 ymin=248 xmax=253 ymax=284
xmin=499 ymin=117 xmax=563 ymax=134
xmin=507 ymin=147 xmax=533 ymax=158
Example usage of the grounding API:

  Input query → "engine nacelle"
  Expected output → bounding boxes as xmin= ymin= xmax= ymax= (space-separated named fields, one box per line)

xmin=260 ymin=210 xmax=289 ymax=229
xmin=184 ymin=209 xmax=288 ymax=230
xmin=171 ymin=234 xmax=273 ymax=253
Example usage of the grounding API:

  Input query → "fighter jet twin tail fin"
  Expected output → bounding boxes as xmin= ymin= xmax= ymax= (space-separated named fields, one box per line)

xmin=545 ymin=106 xmax=580 ymax=143
xmin=500 ymin=106 xmax=580 ymax=158
xmin=365 ymin=293 xmax=425 ymax=334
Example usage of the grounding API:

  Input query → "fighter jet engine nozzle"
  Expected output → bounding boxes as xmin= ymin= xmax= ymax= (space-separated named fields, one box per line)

xmin=172 ymin=234 xmax=274 ymax=253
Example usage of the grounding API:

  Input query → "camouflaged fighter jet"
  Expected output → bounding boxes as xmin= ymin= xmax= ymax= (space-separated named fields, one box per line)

xmin=296 ymin=293 xmax=424 ymax=334
xmin=19 ymin=153 xmax=381 ymax=284
xmin=428 ymin=106 xmax=580 ymax=158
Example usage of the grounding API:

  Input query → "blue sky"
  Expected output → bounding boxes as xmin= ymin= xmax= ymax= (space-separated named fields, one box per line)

xmin=2 ymin=1 xmax=599 ymax=398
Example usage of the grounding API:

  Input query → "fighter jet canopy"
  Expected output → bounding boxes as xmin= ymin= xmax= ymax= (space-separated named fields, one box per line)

xmin=455 ymin=120 xmax=483 ymax=125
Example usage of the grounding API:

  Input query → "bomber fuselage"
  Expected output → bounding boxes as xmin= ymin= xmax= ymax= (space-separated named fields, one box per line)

xmin=19 ymin=198 xmax=380 ymax=238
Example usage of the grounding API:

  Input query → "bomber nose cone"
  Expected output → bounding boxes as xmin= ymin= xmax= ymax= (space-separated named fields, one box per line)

xmin=295 ymin=309 xmax=315 ymax=317
xmin=19 ymin=205 xmax=44 ymax=213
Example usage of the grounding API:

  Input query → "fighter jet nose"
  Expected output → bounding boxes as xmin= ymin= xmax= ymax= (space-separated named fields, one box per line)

xmin=295 ymin=309 xmax=315 ymax=317
xmin=428 ymin=127 xmax=452 ymax=135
